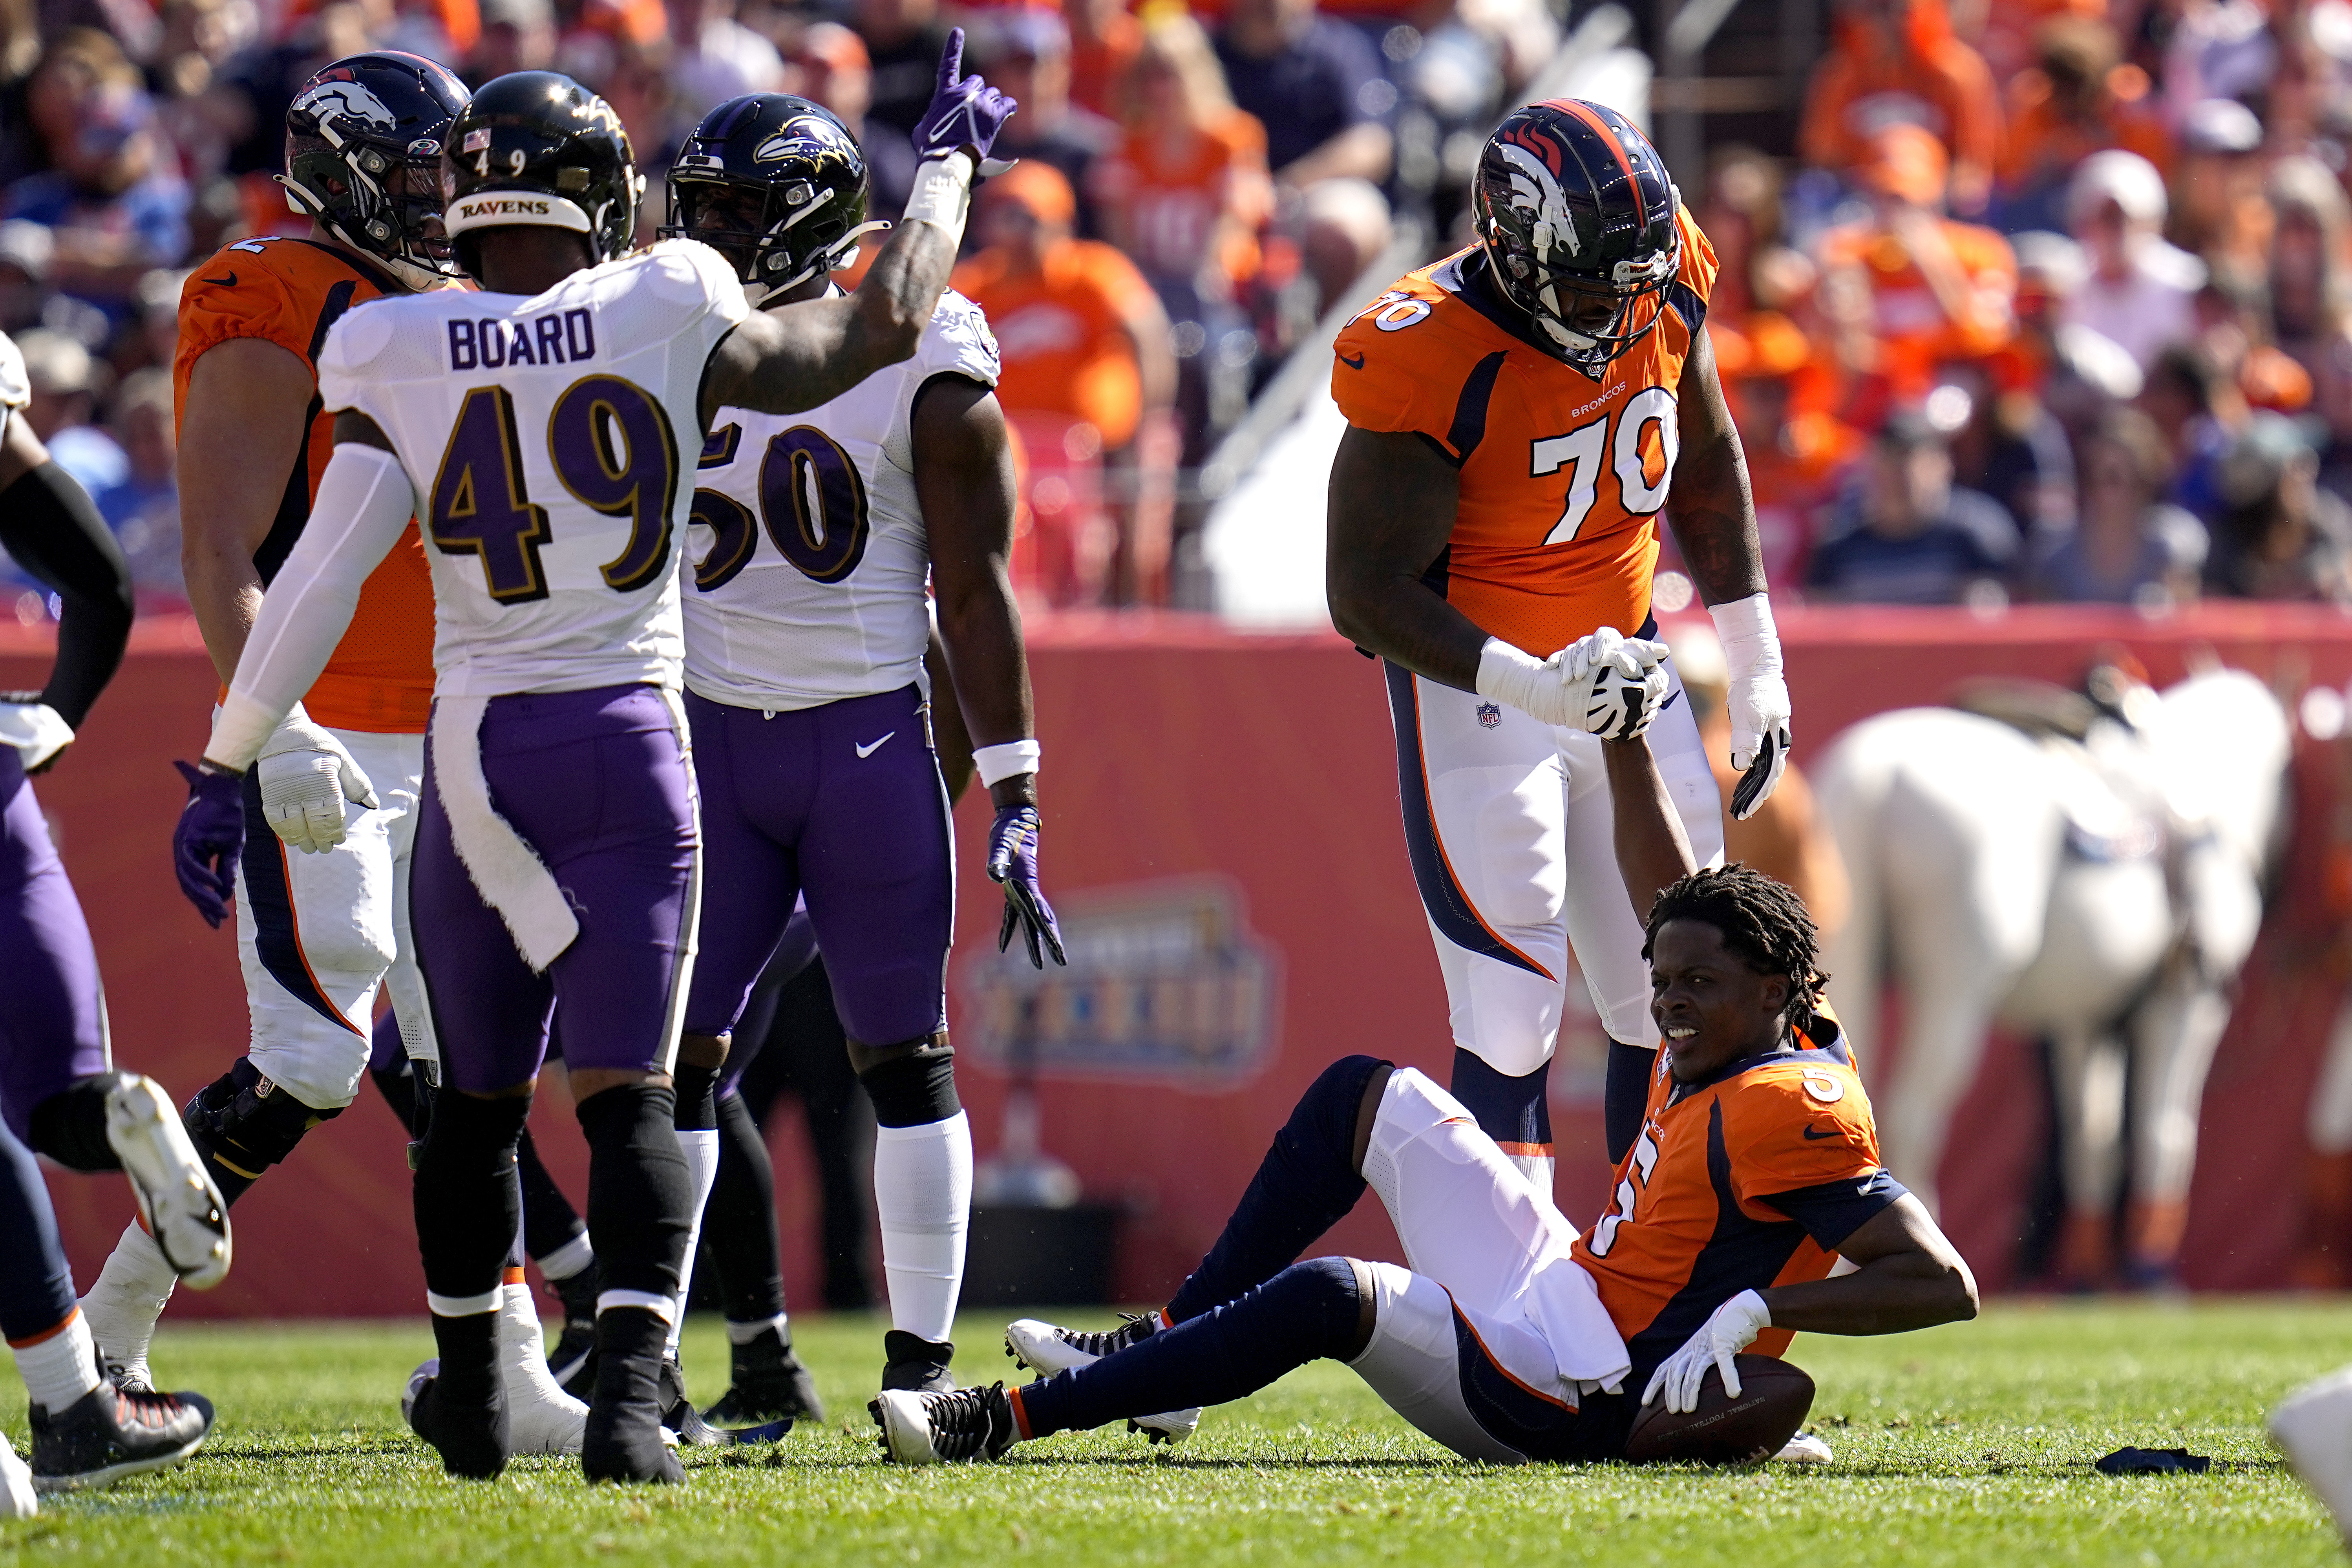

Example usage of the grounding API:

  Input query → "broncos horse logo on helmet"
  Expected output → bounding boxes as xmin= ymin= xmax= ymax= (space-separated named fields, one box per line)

xmin=1472 ymin=99 xmax=1681 ymax=376
xmin=283 ymin=51 xmax=470 ymax=290
xmin=441 ymin=71 xmax=643 ymax=282
xmin=661 ymin=95 xmax=886 ymax=306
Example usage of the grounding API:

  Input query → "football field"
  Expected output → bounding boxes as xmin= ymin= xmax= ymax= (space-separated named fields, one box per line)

xmin=3 ymin=1298 xmax=2347 ymax=1566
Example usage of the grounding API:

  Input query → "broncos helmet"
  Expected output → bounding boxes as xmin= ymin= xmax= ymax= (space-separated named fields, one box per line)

xmin=661 ymin=95 xmax=885 ymax=306
xmin=1472 ymin=99 xmax=1681 ymax=376
xmin=282 ymin=52 xmax=470 ymax=290
xmin=442 ymin=71 xmax=642 ymax=281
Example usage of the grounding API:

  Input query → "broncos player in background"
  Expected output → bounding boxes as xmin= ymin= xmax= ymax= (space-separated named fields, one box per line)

xmin=88 ymin=52 xmax=590 ymax=1454
xmin=662 ymin=90 xmax=1059 ymax=1400
xmin=170 ymin=45 xmax=1014 ymax=1483
xmin=0 ymin=329 xmax=225 ymax=1506
xmin=1324 ymin=100 xmax=1793 ymax=1203
xmin=876 ymin=634 xmax=1977 ymax=1466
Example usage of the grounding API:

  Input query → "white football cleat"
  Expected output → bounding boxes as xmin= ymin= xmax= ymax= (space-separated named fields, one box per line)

xmin=1004 ymin=1315 xmax=1199 ymax=1444
xmin=498 ymin=1284 xmax=586 ymax=1455
xmin=1773 ymin=1432 xmax=1834 ymax=1464
xmin=104 ymin=1075 xmax=230 ymax=1290
xmin=2274 ymin=1363 xmax=2352 ymax=1540
xmin=869 ymin=1385 xmax=1018 ymax=1464
xmin=0 ymin=1433 xmax=35 ymax=1519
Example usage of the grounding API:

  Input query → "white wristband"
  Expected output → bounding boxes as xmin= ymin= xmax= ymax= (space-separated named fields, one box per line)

xmin=972 ymin=739 xmax=1040 ymax=789
xmin=1707 ymin=592 xmax=1782 ymax=676
xmin=904 ymin=155 xmax=974 ymax=238
xmin=1473 ymin=637 xmax=1547 ymax=714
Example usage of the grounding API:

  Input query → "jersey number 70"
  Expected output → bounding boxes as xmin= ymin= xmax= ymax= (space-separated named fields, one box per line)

xmin=427 ymin=376 xmax=682 ymax=603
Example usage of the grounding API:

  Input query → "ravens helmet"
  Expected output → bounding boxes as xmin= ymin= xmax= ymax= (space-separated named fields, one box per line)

xmin=441 ymin=71 xmax=643 ymax=281
xmin=661 ymin=95 xmax=885 ymax=306
xmin=1472 ymin=100 xmax=1681 ymax=376
xmin=282 ymin=52 xmax=470 ymax=290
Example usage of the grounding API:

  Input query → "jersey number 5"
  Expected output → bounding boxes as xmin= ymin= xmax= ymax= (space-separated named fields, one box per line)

xmin=1528 ymin=387 xmax=1679 ymax=546
xmin=427 ymin=376 xmax=682 ymax=603
xmin=689 ymin=426 xmax=872 ymax=592
xmin=1585 ymin=1124 xmax=1660 ymax=1258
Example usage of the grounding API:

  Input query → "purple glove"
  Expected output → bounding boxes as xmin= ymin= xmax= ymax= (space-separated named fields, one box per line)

xmin=986 ymin=804 xmax=1065 ymax=970
xmin=912 ymin=27 xmax=1017 ymax=174
xmin=174 ymin=760 xmax=244 ymax=929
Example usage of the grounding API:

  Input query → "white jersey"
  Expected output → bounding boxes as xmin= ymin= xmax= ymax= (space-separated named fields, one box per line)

xmin=683 ymin=287 xmax=999 ymax=711
xmin=317 ymin=239 xmax=750 ymax=700
xmin=0 ymin=331 xmax=26 ymax=413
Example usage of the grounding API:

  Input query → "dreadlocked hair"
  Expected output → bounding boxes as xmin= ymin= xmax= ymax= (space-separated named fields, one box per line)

xmin=1640 ymin=864 xmax=1829 ymax=1034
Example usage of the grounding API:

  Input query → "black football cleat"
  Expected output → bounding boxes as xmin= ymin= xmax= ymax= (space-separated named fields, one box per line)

xmin=402 ymin=1357 xmax=508 ymax=1480
xmin=704 ymin=1327 xmax=824 ymax=1428
xmin=880 ymin=1329 xmax=955 ymax=1394
xmin=548 ymin=1262 xmax=602 ymax=1400
xmin=870 ymin=1383 xmax=1018 ymax=1464
xmin=656 ymin=1358 xmax=725 ymax=1448
xmin=29 ymin=1380 xmax=213 ymax=1492
xmin=581 ymin=1311 xmax=685 ymax=1485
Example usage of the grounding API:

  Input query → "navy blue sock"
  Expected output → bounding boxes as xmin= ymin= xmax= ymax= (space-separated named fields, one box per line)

xmin=0 ymin=1118 xmax=77 ymax=1341
xmin=1449 ymin=1048 xmax=1551 ymax=1164
xmin=1016 ymin=1259 xmax=1363 ymax=1438
xmin=1604 ymin=1042 xmax=1654 ymax=1166
xmin=1164 ymin=1056 xmax=1385 ymax=1324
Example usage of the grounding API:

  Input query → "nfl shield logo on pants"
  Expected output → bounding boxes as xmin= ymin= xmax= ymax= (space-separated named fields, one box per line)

xmin=1477 ymin=703 xmax=1501 ymax=729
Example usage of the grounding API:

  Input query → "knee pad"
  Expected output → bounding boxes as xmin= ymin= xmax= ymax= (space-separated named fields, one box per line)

xmin=1284 ymin=1054 xmax=1391 ymax=1170
xmin=1450 ymin=1048 xmax=1552 ymax=1154
xmin=25 ymin=1072 xmax=127 ymax=1174
xmin=855 ymin=1041 xmax=959 ymax=1128
xmin=1255 ymin=1257 xmax=1367 ymax=1363
xmin=184 ymin=1059 xmax=345 ymax=1181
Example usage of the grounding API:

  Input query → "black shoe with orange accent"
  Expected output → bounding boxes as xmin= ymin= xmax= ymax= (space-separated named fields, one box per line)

xmin=29 ymin=1381 xmax=212 ymax=1492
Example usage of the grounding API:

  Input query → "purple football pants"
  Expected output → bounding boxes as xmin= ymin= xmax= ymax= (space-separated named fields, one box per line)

xmin=0 ymin=746 xmax=107 ymax=1143
xmin=411 ymin=684 xmax=700 ymax=1095
xmin=683 ymin=684 xmax=952 ymax=1049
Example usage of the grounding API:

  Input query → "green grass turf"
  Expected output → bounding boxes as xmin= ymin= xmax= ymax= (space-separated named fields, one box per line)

xmin=0 ymin=1299 xmax=2347 ymax=1566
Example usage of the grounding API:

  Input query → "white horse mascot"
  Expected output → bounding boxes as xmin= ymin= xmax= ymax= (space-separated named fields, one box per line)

xmin=1814 ymin=665 xmax=2290 ymax=1284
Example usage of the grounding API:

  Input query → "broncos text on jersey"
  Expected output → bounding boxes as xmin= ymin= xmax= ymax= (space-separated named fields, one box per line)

xmin=1330 ymin=207 xmax=1720 ymax=660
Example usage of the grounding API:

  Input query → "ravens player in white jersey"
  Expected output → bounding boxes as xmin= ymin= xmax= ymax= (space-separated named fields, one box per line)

xmin=170 ymin=49 xmax=1016 ymax=1482
xmin=660 ymin=92 xmax=1058 ymax=1398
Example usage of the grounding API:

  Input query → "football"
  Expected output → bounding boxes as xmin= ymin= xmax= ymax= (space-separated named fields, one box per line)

xmin=1623 ymin=1355 xmax=1817 ymax=1464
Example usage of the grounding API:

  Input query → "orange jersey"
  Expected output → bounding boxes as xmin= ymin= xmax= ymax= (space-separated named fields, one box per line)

xmin=1094 ymin=110 xmax=1271 ymax=288
xmin=1330 ymin=214 xmax=1720 ymax=658
xmin=954 ymin=238 xmax=1160 ymax=448
xmin=1572 ymin=1018 xmax=1904 ymax=1383
xmin=174 ymin=236 xmax=438 ymax=734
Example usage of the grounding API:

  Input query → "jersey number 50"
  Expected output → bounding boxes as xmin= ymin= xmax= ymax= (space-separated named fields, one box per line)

xmin=427 ymin=376 xmax=682 ymax=603
xmin=688 ymin=426 xmax=872 ymax=592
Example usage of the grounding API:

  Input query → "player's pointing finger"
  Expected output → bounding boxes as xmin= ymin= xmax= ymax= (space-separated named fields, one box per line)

xmin=936 ymin=27 xmax=965 ymax=94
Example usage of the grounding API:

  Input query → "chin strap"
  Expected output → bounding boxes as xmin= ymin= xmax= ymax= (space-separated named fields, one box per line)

xmin=744 ymin=220 xmax=892 ymax=307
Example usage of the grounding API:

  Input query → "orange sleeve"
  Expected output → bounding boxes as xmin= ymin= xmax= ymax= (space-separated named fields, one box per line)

xmin=1678 ymin=207 xmax=1722 ymax=307
xmin=1329 ymin=304 xmax=1469 ymax=450
xmin=173 ymin=258 xmax=311 ymax=407
xmin=1938 ymin=41 xmax=2004 ymax=188
xmin=1723 ymin=1065 xmax=1884 ymax=1205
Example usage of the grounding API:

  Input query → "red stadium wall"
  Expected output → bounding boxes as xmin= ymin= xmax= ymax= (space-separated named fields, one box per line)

xmin=9 ymin=604 xmax=2350 ymax=1317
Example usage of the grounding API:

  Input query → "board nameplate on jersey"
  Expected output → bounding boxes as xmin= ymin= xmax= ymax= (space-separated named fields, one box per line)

xmin=448 ymin=310 xmax=596 ymax=371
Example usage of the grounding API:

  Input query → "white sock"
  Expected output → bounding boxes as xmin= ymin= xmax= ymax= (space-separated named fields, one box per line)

xmin=726 ymin=1313 xmax=788 ymax=1346
xmin=80 ymin=1223 xmax=177 ymax=1375
xmin=498 ymin=1283 xmax=586 ymax=1455
xmin=12 ymin=1309 xmax=101 ymax=1412
xmin=667 ymin=1128 xmax=720 ymax=1358
xmin=874 ymin=1111 xmax=971 ymax=1345
xmin=537 ymin=1232 xmax=594 ymax=1284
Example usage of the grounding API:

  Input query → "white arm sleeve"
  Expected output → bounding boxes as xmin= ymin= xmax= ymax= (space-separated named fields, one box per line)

xmin=205 ymin=443 xmax=420 ymax=771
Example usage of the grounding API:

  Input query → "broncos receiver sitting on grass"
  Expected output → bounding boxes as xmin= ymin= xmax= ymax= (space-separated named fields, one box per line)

xmin=873 ymin=630 xmax=1979 ymax=1466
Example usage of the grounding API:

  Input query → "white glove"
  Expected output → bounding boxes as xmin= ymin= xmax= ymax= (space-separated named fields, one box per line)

xmin=1641 ymin=1288 xmax=1771 ymax=1414
xmin=0 ymin=700 xmax=73 ymax=771
xmin=1710 ymin=594 xmax=1792 ymax=820
xmin=1477 ymin=628 xmax=1671 ymax=735
xmin=255 ymin=707 xmax=378 ymax=854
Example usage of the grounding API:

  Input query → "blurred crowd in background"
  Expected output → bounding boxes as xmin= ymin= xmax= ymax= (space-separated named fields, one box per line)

xmin=13 ymin=0 xmax=2352 ymax=614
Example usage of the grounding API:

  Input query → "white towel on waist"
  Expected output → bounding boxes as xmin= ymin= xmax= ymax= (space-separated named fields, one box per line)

xmin=429 ymin=696 xmax=579 ymax=972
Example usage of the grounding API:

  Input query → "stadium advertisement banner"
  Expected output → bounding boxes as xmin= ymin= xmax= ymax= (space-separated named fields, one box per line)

xmin=15 ymin=604 xmax=2352 ymax=1315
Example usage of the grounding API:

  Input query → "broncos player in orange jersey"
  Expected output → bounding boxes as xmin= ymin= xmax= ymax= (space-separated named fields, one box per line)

xmin=870 ymin=632 xmax=1976 ymax=1466
xmin=1323 ymin=99 xmax=1793 ymax=1204
xmin=79 ymin=52 xmax=586 ymax=1454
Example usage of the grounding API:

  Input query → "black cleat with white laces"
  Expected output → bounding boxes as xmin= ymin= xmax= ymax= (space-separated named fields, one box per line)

xmin=870 ymin=1383 xmax=1019 ymax=1464
xmin=1004 ymin=1313 xmax=1199 ymax=1443
xmin=29 ymin=1380 xmax=213 ymax=1492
